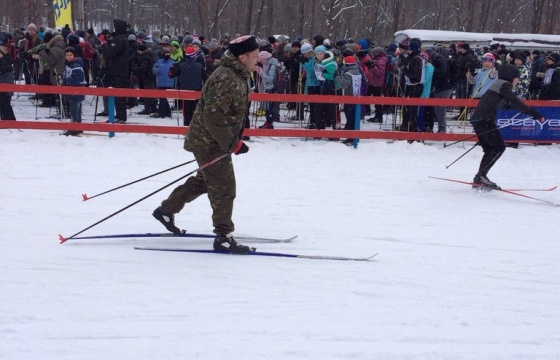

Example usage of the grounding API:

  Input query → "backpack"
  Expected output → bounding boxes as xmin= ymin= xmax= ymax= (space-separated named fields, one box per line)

xmin=81 ymin=41 xmax=95 ymax=61
xmin=274 ymin=63 xmax=287 ymax=93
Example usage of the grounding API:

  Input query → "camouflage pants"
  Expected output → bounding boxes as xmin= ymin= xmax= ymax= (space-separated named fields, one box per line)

xmin=161 ymin=151 xmax=236 ymax=235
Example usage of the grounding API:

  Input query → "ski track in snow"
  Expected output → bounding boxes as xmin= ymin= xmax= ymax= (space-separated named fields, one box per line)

xmin=1 ymin=94 xmax=560 ymax=359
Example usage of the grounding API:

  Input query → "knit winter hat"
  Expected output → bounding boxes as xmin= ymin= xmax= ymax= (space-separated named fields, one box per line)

xmin=170 ymin=41 xmax=180 ymax=48
xmin=228 ymin=35 xmax=259 ymax=57
xmin=64 ymin=46 xmax=78 ymax=57
xmin=192 ymin=39 xmax=201 ymax=46
xmin=482 ymin=52 xmax=496 ymax=62
xmin=344 ymin=55 xmax=356 ymax=65
xmin=184 ymin=46 xmax=197 ymax=57
xmin=283 ymin=44 xmax=292 ymax=52
xmin=160 ymin=35 xmax=170 ymax=44
xmin=314 ymin=45 xmax=327 ymax=55
xmin=547 ymin=53 xmax=560 ymax=63
xmin=409 ymin=40 xmax=421 ymax=52
xmin=301 ymin=43 xmax=313 ymax=54
xmin=258 ymin=50 xmax=272 ymax=61
xmin=127 ymin=34 xmax=137 ymax=41
xmin=498 ymin=63 xmax=520 ymax=82
xmin=420 ymin=51 xmax=430 ymax=62
xmin=27 ymin=23 xmax=38 ymax=31
xmin=208 ymin=41 xmax=219 ymax=51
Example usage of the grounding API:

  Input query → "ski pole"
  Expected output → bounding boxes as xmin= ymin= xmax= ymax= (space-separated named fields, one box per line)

xmin=60 ymin=153 xmax=229 ymax=243
xmin=82 ymin=159 xmax=197 ymax=201
xmin=445 ymin=142 xmax=478 ymax=169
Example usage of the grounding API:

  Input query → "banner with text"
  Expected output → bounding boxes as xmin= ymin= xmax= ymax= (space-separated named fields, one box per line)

xmin=497 ymin=107 xmax=560 ymax=141
xmin=53 ymin=0 xmax=72 ymax=29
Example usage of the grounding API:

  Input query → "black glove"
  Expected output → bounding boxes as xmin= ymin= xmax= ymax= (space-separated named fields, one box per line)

xmin=44 ymin=48 xmax=50 ymax=54
xmin=233 ymin=140 xmax=249 ymax=155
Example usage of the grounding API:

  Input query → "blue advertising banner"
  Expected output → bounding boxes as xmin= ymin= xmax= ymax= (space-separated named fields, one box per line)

xmin=497 ymin=107 xmax=560 ymax=141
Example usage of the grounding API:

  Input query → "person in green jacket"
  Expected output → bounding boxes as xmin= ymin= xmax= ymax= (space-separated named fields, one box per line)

xmin=153 ymin=35 xmax=260 ymax=254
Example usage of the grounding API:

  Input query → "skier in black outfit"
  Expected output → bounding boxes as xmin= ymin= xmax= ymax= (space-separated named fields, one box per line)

xmin=469 ymin=63 xmax=543 ymax=190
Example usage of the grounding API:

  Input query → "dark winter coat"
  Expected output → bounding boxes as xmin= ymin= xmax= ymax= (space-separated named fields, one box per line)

xmin=470 ymin=79 xmax=541 ymax=123
xmin=0 ymin=52 xmax=15 ymax=96
xmin=458 ymin=50 xmax=477 ymax=79
xmin=134 ymin=49 xmax=156 ymax=82
xmin=402 ymin=51 xmax=423 ymax=85
xmin=431 ymin=50 xmax=454 ymax=92
xmin=539 ymin=63 xmax=560 ymax=100
xmin=170 ymin=57 xmax=204 ymax=91
xmin=100 ymin=19 xmax=130 ymax=76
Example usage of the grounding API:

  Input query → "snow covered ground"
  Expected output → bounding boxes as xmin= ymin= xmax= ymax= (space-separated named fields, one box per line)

xmin=1 ymin=94 xmax=560 ymax=359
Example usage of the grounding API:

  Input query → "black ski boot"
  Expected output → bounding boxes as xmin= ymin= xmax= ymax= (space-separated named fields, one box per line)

xmin=473 ymin=174 xmax=501 ymax=190
xmin=213 ymin=234 xmax=254 ymax=254
xmin=152 ymin=206 xmax=182 ymax=234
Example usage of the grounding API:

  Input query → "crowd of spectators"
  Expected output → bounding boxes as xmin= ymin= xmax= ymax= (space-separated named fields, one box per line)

xmin=1 ymin=22 xmax=560 ymax=134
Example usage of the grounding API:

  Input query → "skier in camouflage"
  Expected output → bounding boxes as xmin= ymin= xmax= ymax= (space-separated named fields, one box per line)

xmin=153 ymin=35 xmax=260 ymax=254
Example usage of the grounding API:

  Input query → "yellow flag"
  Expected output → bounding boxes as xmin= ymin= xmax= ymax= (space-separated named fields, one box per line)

xmin=53 ymin=0 xmax=72 ymax=28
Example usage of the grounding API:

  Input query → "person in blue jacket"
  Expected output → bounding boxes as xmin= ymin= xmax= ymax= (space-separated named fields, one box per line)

xmin=62 ymin=47 xmax=86 ymax=136
xmin=152 ymin=48 xmax=176 ymax=118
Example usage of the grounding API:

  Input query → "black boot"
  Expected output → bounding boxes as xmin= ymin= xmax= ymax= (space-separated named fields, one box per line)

xmin=473 ymin=174 xmax=500 ymax=190
xmin=213 ymin=234 xmax=254 ymax=254
xmin=152 ymin=206 xmax=182 ymax=234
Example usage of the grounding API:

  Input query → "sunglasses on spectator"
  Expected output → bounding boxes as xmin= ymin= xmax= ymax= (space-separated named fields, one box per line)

xmin=482 ymin=57 xmax=494 ymax=62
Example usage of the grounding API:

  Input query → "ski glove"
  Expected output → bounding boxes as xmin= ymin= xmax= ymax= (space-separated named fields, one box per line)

xmin=233 ymin=141 xmax=249 ymax=155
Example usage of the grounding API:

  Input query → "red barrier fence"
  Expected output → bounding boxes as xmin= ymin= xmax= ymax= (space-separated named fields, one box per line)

xmin=1 ymin=84 xmax=559 ymax=143
xmin=2 ymin=84 xmax=559 ymax=107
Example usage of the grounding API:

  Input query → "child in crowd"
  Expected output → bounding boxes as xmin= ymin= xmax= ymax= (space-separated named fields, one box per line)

xmin=62 ymin=47 xmax=86 ymax=136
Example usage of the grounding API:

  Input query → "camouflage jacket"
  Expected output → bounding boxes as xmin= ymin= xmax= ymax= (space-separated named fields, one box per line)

xmin=184 ymin=51 xmax=251 ymax=154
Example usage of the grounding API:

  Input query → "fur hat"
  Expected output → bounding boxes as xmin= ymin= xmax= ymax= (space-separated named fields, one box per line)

xmin=228 ymin=35 xmax=259 ymax=57
xmin=184 ymin=46 xmax=197 ymax=57
xmin=344 ymin=55 xmax=356 ymax=65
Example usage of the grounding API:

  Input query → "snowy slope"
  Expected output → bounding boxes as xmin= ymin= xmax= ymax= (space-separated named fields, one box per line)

xmin=1 ymin=95 xmax=560 ymax=360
